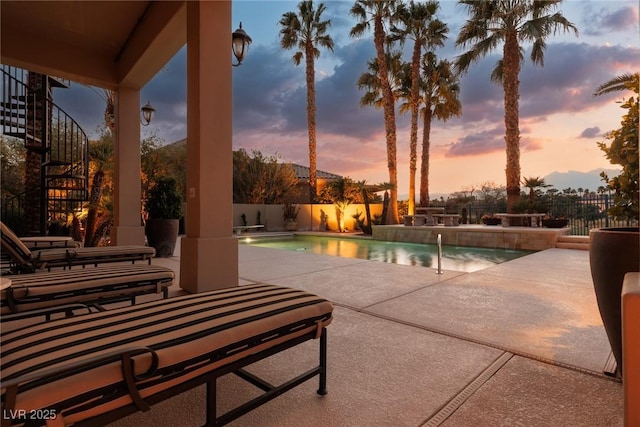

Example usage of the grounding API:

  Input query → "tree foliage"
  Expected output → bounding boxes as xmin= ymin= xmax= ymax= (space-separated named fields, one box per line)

xmin=597 ymin=74 xmax=639 ymax=221
xmin=233 ymin=149 xmax=298 ymax=204
xmin=0 ymin=136 xmax=26 ymax=199
xmin=141 ymin=134 xmax=186 ymax=200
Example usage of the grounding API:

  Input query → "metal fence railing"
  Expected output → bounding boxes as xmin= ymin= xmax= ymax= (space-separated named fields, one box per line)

xmin=422 ymin=193 xmax=637 ymax=236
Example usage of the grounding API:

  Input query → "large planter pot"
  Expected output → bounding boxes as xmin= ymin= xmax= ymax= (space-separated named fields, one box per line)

xmin=284 ymin=219 xmax=298 ymax=231
xmin=483 ymin=218 xmax=501 ymax=226
xmin=542 ymin=219 xmax=568 ymax=228
xmin=589 ymin=227 xmax=640 ymax=377
xmin=145 ymin=219 xmax=179 ymax=257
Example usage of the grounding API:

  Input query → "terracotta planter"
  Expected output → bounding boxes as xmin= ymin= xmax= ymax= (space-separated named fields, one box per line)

xmin=589 ymin=227 xmax=640 ymax=377
xmin=145 ymin=218 xmax=179 ymax=257
xmin=284 ymin=219 xmax=298 ymax=231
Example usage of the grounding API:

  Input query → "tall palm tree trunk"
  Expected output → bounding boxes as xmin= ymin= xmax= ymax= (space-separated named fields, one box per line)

xmin=408 ymin=41 xmax=422 ymax=215
xmin=420 ymin=105 xmax=433 ymax=206
xmin=305 ymin=43 xmax=317 ymax=203
xmin=503 ymin=29 xmax=521 ymax=213
xmin=374 ymin=16 xmax=399 ymax=224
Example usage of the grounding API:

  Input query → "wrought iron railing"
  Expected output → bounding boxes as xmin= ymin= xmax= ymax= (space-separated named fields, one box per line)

xmin=1 ymin=65 xmax=89 ymax=235
xmin=427 ymin=193 xmax=637 ymax=236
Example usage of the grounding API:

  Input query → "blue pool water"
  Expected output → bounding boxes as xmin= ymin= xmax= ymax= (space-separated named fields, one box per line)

xmin=240 ymin=235 xmax=533 ymax=273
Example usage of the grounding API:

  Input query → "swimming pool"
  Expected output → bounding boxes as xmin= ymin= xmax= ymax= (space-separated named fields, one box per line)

xmin=240 ymin=234 xmax=534 ymax=273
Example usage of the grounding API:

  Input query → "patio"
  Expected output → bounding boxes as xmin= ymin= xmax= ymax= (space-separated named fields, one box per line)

xmin=110 ymin=238 xmax=624 ymax=426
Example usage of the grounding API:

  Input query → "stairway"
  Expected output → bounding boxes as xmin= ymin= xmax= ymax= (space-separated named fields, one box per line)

xmin=556 ymin=235 xmax=590 ymax=250
xmin=1 ymin=65 xmax=89 ymax=235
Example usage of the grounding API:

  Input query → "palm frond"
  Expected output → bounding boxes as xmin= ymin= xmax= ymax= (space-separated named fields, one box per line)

xmin=593 ymin=73 xmax=639 ymax=97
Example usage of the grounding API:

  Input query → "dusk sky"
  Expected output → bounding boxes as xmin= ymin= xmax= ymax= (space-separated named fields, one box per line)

xmin=55 ymin=0 xmax=640 ymax=197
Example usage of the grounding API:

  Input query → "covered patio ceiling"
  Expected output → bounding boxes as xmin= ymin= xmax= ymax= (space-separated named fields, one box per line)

xmin=1 ymin=0 xmax=186 ymax=90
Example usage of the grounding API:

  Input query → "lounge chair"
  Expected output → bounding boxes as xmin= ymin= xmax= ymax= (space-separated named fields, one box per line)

xmin=1 ymin=263 xmax=174 ymax=315
xmin=0 ymin=284 xmax=333 ymax=426
xmin=1 ymin=222 xmax=156 ymax=273
xmin=18 ymin=236 xmax=82 ymax=250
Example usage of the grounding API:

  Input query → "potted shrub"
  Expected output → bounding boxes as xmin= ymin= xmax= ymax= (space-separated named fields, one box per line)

xmin=283 ymin=203 xmax=299 ymax=231
xmin=482 ymin=214 xmax=501 ymax=226
xmin=589 ymin=74 xmax=639 ymax=378
xmin=542 ymin=216 xmax=568 ymax=228
xmin=145 ymin=177 xmax=183 ymax=257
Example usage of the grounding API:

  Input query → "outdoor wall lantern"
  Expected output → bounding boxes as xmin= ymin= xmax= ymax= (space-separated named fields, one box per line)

xmin=141 ymin=101 xmax=155 ymax=126
xmin=232 ymin=22 xmax=252 ymax=66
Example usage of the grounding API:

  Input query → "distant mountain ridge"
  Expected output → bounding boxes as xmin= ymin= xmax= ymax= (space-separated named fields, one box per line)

xmin=543 ymin=168 xmax=621 ymax=191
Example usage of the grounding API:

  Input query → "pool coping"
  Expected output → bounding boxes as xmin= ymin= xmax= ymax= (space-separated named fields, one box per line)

xmin=371 ymin=224 xmax=568 ymax=251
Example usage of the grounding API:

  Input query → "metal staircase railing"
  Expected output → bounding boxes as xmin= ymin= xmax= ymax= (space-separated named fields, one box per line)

xmin=1 ymin=65 xmax=89 ymax=235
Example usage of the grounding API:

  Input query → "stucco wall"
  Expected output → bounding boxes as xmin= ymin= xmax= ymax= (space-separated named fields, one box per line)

xmin=233 ymin=203 xmax=384 ymax=232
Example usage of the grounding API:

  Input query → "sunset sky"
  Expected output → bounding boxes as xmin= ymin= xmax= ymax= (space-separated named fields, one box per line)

xmin=56 ymin=0 xmax=640 ymax=198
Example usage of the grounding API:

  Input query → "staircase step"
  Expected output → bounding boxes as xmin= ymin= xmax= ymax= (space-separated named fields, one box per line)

xmin=556 ymin=242 xmax=589 ymax=250
xmin=557 ymin=235 xmax=589 ymax=243
xmin=556 ymin=235 xmax=589 ymax=250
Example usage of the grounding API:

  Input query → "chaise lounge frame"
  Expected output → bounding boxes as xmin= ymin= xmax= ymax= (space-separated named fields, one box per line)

xmin=1 ymin=263 xmax=174 ymax=315
xmin=1 ymin=222 xmax=155 ymax=274
xmin=0 ymin=284 xmax=333 ymax=426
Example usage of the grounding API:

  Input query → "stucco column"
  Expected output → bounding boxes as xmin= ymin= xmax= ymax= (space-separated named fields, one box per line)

xmin=111 ymin=87 xmax=145 ymax=246
xmin=180 ymin=0 xmax=238 ymax=293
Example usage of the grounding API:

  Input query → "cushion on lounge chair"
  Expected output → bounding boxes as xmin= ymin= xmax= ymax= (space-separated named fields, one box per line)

xmin=19 ymin=237 xmax=82 ymax=250
xmin=1 ymin=222 xmax=155 ymax=273
xmin=0 ymin=284 xmax=333 ymax=427
xmin=1 ymin=264 xmax=174 ymax=314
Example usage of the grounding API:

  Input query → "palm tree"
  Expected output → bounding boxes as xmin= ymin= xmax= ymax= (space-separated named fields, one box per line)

xmin=593 ymin=72 xmax=639 ymax=96
xmin=417 ymin=53 xmax=461 ymax=206
xmin=454 ymin=0 xmax=577 ymax=213
xmin=522 ymin=176 xmax=550 ymax=213
xmin=357 ymin=52 xmax=405 ymax=108
xmin=350 ymin=0 xmax=400 ymax=225
xmin=83 ymin=134 xmax=113 ymax=246
xmin=279 ymin=1 xmax=334 ymax=203
xmin=82 ymin=89 xmax=116 ymax=246
xmin=391 ymin=0 xmax=447 ymax=215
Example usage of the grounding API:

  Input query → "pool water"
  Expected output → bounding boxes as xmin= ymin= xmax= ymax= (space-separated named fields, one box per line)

xmin=240 ymin=235 xmax=534 ymax=273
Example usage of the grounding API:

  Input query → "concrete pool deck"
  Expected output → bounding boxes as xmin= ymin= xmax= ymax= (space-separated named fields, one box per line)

xmin=111 ymin=237 xmax=623 ymax=426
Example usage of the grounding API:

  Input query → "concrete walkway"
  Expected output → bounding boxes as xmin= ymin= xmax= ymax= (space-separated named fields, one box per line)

xmin=113 ymin=241 xmax=623 ymax=427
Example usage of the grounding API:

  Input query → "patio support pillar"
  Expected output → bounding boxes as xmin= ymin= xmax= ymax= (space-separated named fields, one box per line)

xmin=111 ymin=87 xmax=145 ymax=246
xmin=622 ymin=272 xmax=640 ymax=426
xmin=180 ymin=0 xmax=238 ymax=293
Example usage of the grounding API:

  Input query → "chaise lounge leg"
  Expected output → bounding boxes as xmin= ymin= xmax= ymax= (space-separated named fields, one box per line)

xmin=205 ymin=379 xmax=217 ymax=427
xmin=317 ymin=327 xmax=328 ymax=395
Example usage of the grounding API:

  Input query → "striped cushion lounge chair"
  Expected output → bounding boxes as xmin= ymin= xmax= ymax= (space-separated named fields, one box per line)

xmin=18 ymin=236 xmax=82 ymax=250
xmin=0 ymin=284 xmax=333 ymax=427
xmin=1 ymin=264 xmax=174 ymax=315
xmin=1 ymin=222 xmax=156 ymax=273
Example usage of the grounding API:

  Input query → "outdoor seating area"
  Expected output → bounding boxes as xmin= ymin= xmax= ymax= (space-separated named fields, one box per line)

xmin=1 ymin=284 xmax=333 ymax=426
xmin=403 ymin=212 xmax=461 ymax=227
xmin=494 ymin=213 xmax=547 ymax=227
xmin=233 ymin=224 xmax=265 ymax=235
xmin=84 ymin=239 xmax=623 ymax=426
xmin=0 ymin=264 xmax=174 ymax=315
xmin=0 ymin=234 xmax=631 ymax=425
xmin=1 ymin=222 xmax=155 ymax=273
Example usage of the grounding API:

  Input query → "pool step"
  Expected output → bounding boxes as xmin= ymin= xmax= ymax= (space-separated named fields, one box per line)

xmin=556 ymin=235 xmax=590 ymax=250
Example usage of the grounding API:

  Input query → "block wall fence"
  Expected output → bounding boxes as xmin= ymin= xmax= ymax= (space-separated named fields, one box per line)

xmin=232 ymin=203 xmax=384 ymax=232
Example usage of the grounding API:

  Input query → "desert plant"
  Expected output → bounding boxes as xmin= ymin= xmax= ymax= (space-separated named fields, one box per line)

xmin=283 ymin=203 xmax=299 ymax=221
